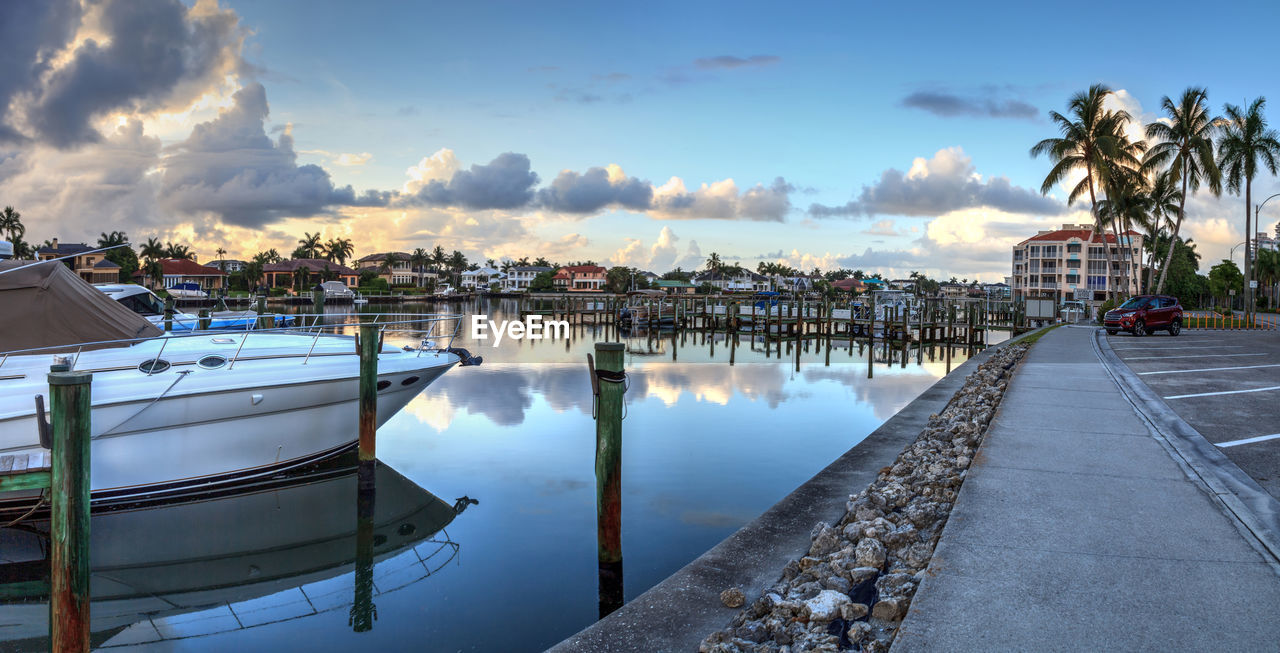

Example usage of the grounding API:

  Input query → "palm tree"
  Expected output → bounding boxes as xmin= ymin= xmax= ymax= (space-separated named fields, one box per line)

xmin=1139 ymin=170 xmax=1183 ymax=292
xmin=215 ymin=247 xmax=228 ymax=273
xmin=10 ymin=237 xmax=34 ymax=260
xmin=1256 ymin=248 xmax=1280 ymax=308
xmin=146 ymin=260 xmax=164 ymax=288
xmin=1217 ymin=97 xmax=1280 ymax=315
xmin=0 ymin=206 xmax=23 ymax=242
xmin=380 ymin=252 xmax=403 ymax=278
xmin=243 ymin=259 xmax=265 ymax=291
xmin=410 ymin=247 xmax=430 ymax=288
xmin=140 ymin=237 xmax=165 ymax=262
xmin=164 ymin=243 xmax=194 ymax=260
xmin=1144 ymin=88 xmax=1222 ymax=294
xmin=448 ymin=250 xmax=466 ymax=286
xmin=430 ymin=245 xmax=447 ymax=274
xmin=98 ymin=231 xmax=128 ymax=247
xmin=705 ymin=252 xmax=723 ymax=273
xmin=297 ymin=232 xmax=322 ymax=259
xmin=1032 ymin=84 xmax=1140 ymax=300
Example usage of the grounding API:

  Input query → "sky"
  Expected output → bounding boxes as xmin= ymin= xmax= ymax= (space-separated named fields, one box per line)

xmin=3 ymin=0 xmax=1280 ymax=281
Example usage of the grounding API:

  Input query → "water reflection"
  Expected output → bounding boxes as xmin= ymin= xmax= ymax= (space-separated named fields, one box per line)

xmin=0 ymin=454 xmax=463 ymax=651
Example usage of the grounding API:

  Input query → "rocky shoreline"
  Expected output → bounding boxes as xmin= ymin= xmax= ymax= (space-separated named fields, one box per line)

xmin=699 ymin=343 xmax=1030 ymax=653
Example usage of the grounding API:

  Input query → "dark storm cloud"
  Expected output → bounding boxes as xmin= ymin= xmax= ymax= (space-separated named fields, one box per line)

xmin=0 ymin=0 xmax=83 ymax=143
xmin=160 ymin=83 xmax=387 ymax=227
xmin=693 ymin=55 xmax=781 ymax=70
xmin=32 ymin=0 xmax=246 ymax=148
xmin=900 ymin=90 xmax=1038 ymax=120
xmin=405 ymin=152 xmax=540 ymax=211
xmin=808 ymin=149 xmax=1063 ymax=218
xmin=536 ymin=167 xmax=653 ymax=213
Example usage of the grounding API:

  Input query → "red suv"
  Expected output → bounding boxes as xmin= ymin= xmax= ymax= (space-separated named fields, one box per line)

xmin=1104 ymin=295 xmax=1183 ymax=336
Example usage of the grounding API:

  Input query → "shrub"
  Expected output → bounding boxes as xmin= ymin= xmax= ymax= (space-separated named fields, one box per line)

xmin=1096 ymin=297 xmax=1117 ymax=322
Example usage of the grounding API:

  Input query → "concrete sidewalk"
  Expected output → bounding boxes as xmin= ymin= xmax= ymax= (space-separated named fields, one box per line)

xmin=894 ymin=326 xmax=1280 ymax=652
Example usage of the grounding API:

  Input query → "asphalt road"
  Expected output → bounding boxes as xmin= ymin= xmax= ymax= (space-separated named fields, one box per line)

xmin=1106 ymin=328 xmax=1280 ymax=501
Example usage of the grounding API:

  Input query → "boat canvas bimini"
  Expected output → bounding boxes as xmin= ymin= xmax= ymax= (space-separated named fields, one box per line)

xmin=0 ymin=260 xmax=471 ymax=498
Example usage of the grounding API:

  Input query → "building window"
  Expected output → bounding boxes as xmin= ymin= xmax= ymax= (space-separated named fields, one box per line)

xmin=1067 ymin=243 xmax=1082 ymax=253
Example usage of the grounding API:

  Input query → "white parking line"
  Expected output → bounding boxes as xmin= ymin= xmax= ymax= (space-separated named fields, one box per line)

xmin=1216 ymin=433 xmax=1280 ymax=448
xmin=1164 ymin=384 xmax=1280 ymax=399
xmin=1123 ymin=353 xmax=1268 ymax=361
xmin=1139 ymin=363 xmax=1280 ymax=375
xmin=1111 ymin=346 xmax=1244 ymax=351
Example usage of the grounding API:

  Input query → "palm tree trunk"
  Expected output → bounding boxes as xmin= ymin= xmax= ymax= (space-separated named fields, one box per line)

xmin=1086 ymin=171 xmax=1115 ymax=302
xmin=1245 ymin=180 xmax=1253 ymax=318
xmin=1156 ymin=172 xmax=1189 ymax=294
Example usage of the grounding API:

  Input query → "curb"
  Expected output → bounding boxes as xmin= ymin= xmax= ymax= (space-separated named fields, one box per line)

xmin=1093 ymin=328 xmax=1280 ymax=569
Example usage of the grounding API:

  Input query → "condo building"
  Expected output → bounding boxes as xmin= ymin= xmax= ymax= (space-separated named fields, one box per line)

xmin=1012 ymin=224 xmax=1145 ymax=303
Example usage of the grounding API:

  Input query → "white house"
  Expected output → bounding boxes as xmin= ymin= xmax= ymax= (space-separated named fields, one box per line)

xmin=771 ymin=273 xmax=822 ymax=293
xmin=461 ymin=266 xmax=504 ymax=290
xmin=694 ymin=269 xmax=771 ymax=293
xmin=503 ymin=266 xmax=553 ymax=292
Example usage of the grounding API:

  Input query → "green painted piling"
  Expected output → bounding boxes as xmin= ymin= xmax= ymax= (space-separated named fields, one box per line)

xmin=198 ymin=308 xmax=210 ymax=331
xmin=49 ymin=370 xmax=92 ymax=653
xmin=163 ymin=297 xmax=174 ymax=332
xmin=255 ymin=295 xmax=270 ymax=330
xmin=592 ymin=343 xmax=625 ymax=618
xmin=351 ymin=460 xmax=376 ymax=632
xmin=357 ymin=316 xmax=379 ymax=463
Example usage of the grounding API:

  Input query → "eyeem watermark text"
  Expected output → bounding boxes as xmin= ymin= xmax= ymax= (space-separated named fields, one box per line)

xmin=471 ymin=314 xmax=569 ymax=346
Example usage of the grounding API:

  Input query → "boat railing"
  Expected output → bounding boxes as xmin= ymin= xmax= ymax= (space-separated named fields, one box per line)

xmin=0 ymin=312 xmax=466 ymax=372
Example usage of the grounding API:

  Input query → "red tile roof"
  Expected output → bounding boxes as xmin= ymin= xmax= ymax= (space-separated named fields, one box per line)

xmin=1021 ymin=229 xmax=1141 ymax=245
xmin=158 ymin=259 xmax=226 ymax=276
xmin=560 ymin=265 xmax=606 ymax=274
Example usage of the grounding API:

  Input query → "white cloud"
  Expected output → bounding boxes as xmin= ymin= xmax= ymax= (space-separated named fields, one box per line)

xmin=402 ymin=148 xmax=460 ymax=193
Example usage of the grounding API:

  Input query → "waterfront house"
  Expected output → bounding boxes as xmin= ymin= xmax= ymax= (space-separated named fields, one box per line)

xmin=981 ymin=282 xmax=1011 ymax=299
xmin=831 ymin=278 xmax=867 ymax=294
xmin=938 ymin=283 xmax=966 ymax=297
xmin=461 ymin=267 xmax=504 ymax=290
xmin=861 ymin=278 xmax=888 ymax=292
xmin=1011 ymin=224 xmax=1144 ymax=303
xmin=695 ymin=269 xmax=770 ymax=293
xmin=888 ymin=279 xmax=916 ymax=292
xmin=136 ymin=258 xmax=228 ymax=293
xmin=653 ymin=279 xmax=696 ymax=294
xmin=555 ymin=265 xmax=607 ymax=292
xmin=36 ymin=239 xmax=121 ymax=283
xmin=355 ymin=251 xmax=436 ymax=286
xmin=207 ymin=258 xmax=247 ymax=273
xmin=262 ymin=259 xmax=358 ymax=289
xmin=504 ymin=265 xmax=553 ymax=292
xmin=772 ymin=273 xmax=823 ymax=293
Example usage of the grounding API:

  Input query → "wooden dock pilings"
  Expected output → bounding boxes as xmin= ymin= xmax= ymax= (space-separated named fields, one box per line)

xmin=589 ymin=343 xmax=626 ymax=618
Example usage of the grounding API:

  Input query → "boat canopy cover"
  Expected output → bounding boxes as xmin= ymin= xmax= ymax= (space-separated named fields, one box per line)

xmin=0 ymin=260 xmax=161 ymax=353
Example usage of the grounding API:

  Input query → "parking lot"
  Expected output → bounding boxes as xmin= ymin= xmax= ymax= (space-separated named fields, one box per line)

xmin=1105 ymin=329 xmax=1280 ymax=500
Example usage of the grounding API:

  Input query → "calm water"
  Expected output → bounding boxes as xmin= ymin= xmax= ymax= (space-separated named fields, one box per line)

xmin=0 ymin=298 xmax=997 ymax=652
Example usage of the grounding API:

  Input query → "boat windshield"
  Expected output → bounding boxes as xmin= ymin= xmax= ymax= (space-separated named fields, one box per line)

xmin=1118 ymin=296 xmax=1151 ymax=309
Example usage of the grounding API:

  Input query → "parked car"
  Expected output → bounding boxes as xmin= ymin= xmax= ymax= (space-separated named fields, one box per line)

xmin=1104 ymin=295 xmax=1182 ymax=336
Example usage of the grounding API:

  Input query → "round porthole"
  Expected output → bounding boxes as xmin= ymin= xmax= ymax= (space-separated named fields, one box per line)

xmin=400 ymin=375 xmax=420 ymax=386
xmin=197 ymin=355 xmax=227 ymax=369
xmin=398 ymin=522 xmax=416 ymax=536
xmin=138 ymin=359 xmax=170 ymax=374
xmin=376 ymin=380 xmax=391 ymax=391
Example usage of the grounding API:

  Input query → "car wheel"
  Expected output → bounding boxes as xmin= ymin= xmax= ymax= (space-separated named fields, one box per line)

xmin=1106 ymin=329 xmax=1118 ymax=336
xmin=1132 ymin=319 xmax=1146 ymax=337
xmin=1169 ymin=319 xmax=1180 ymax=336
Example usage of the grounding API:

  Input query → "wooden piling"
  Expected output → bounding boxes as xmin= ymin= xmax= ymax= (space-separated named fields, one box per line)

xmin=351 ymin=462 xmax=376 ymax=632
xmin=592 ymin=343 xmax=625 ymax=618
xmin=49 ymin=370 xmax=92 ymax=653
xmin=163 ymin=297 xmax=174 ymax=332
xmin=357 ymin=316 xmax=379 ymax=463
xmin=255 ymin=295 xmax=270 ymax=330
xmin=198 ymin=308 xmax=210 ymax=331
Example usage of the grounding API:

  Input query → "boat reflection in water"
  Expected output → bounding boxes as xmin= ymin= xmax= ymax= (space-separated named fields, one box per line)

xmin=0 ymin=450 xmax=466 ymax=650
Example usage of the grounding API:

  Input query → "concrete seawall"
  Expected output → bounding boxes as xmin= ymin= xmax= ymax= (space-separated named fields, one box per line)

xmin=550 ymin=335 xmax=1035 ymax=652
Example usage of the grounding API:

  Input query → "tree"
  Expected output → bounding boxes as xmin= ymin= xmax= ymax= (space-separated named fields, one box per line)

xmin=97 ymin=231 xmax=138 ymax=282
xmin=325 ymin=237 xmax=354 ymax=265
xmin=380 ymin=252 xmax=403 ymax=277
xmin=297 ymin=231 xmax=323 ymax=259
xmin=410 ymin=247 xmax=430 ymax=287
xmin=529 ymin=270 xmax=555 ymax=292
xmin=145 ymin=260 xmax=164 ymax=288
xmin=606 ymin=267 xmax=635 ymax=293
xmin=1255 ymin=248 xmax=1280 ymax=309
xmin=214 ymin=247 xmax=228 ymax=272
xmin=0 ymin=206 xmax=23 ymax=242
xmin=1032 ymin=84 xmax=1139 ymax=300
xmin=431 ymin=245 xmax=447 ymax=273
xmin=1217 ymin=97 xmax=1280 ymax=316
xmin=140 ymin=237 xmax=165 ymax=262
xmin=448 ymin=250 xmax=467 ymax=286
xmin=164 ymin=242 xmax=194 ymax=260
xmin=294 ymin=265 xmax=312 ymax=292
xmin=1144 ymin=87 xmax=1222 ymax=293
xmin=704 ymin=251 xmax=723 ymax=273
xmin=1207 ymin=259 xmax=1244 ymax=311
xmin=242 ymin=260 xmax=265 ymax=291
xmin=1139 ymin=170 xmax=1182 ymax=292
xmin=662 ymin=267 xmax=692 ymax=281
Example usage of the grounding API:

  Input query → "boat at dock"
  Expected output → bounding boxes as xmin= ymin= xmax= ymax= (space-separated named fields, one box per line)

xmin=618 ymin=289 xmax=676 ymax=329
xmin=164 ymin=281 xmax=208 ymax=299
xmin=95 ymin=283 xmax=296 ymax=330
xmin=0 ymin=453 xmax=463 ymax=649
xmin=0 ymin=260 xmax=472 ymax=497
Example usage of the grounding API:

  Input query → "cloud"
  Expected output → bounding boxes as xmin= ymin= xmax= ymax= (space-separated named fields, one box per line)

xmin=536 ymin=164 xmax=652 ymax=213
xmin=402 ymin=148 xmax=460 ymax=193
xmin=862 ymin=219 xmax=900 ymax=237
xmin=159 ymin=82 xmax=388 ymax=227
xmin=26 ymin=0 xmax=248 ymax=148
xmin=608 ymin=226 xmax=702 ymax=272
xmin=333 ymin=152 xmax=372 ymax=166
xmin=653 ymin=176 xmax=793 ymax=221
xmin=694 ymin=55 xmax=780 ymax=70
xmin=0 ymin=0 xmax=83 ymax=143
xmin=809 ymin=147 xmax=1064 ymax=218
xmin=901 ymin=90 xmax=1037 ymax=120
xmin=402 ymin=151 xmax=540 ymax=210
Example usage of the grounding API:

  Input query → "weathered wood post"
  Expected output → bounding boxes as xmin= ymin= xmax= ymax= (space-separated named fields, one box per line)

xmin=357 ymin=314 xmax=379 ymax=467
xmin=256 ymin=295 xmax=270 ymax=330
xmin=867 ymin=295 xmax=876 ymax=379
xmin=163 ymin=296 xmax=174 ymax=332
xmin=351 ymin=460 xmax=377 ymax=633
xmin=198 ymin=308 xmax=211 ymax=331
xmin=591 ymin=343 xmax=625 ymax=618
xmin=49 ymin=369 xmax=92 ymax=653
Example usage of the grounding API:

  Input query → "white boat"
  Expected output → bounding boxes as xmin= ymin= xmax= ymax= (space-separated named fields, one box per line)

xmin=1 ymin=260 xmax=473 ymax=497
xmin=321 ymin=279 xmax=355 ymax=299
xmin=0 ymin=454 xmax=463 ymax=648
xmin=96 ymin=283 xmax=294 ymax=330
xmin=166 ymin=281 xmax=208 ymax=299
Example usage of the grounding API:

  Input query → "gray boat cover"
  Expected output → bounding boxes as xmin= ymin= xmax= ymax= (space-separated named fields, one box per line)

xmin=0 ymin=260 xmax=161 ymax=353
